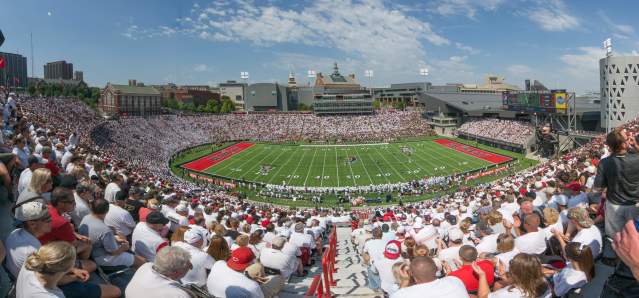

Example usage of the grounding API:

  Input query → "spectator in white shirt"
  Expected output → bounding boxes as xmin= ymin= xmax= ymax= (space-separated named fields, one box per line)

xmin=103 ymin=172 xmax=123 ymax=204
xmin=373 ymin=240 xmax=404 ymax=295
xmin=260 ymin=236 xmax=301 ymax=279
xmin=69 ymin=181 xmax=95 ymax=227
xmin=167 ymin=204 xmax=189 ymax=232
xmin=513 ymin=213 xmax=547 ymax=255
xmin=125 ymin=246 xmax=192 ymax=298
xmin=363 ymin=227 xmax=385 ymax=291
xmin=551 ymin=242 xmax=594 ymax=297
xmin=494 ymin=233 xmax=519 ymax=272
xmin=17 ymin=155 xmax=44 ymax=195
xmin=438 ymin=228 xmax=464 ymax=271
xmin=104 ymin=190 xmax=137 ymax=238
xmin=16 ymin=241 xmax=76 ymax=298
xmin=132 ymin=211 xmax=169 ymax=262
xmin=173 ymin=228 xmax=215 ymax=287
xmin=390 ymin=256 xmax=468 ymax=298
xmin=552 ymin=207 xmax=602 ymax=260
xmin=207 ymin=247 xmax=264 ymax=298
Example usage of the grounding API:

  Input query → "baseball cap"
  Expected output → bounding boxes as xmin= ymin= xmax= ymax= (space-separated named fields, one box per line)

xmin=183 ymin=229 xmax=204 ymax=244
xmin=567 ymin=207 xmax=594 ymax=228
xmin=176 ymin=204 xmax=188 ymax=213
xmin=227 ymin=247 xmax=255 ymax=271
xmin=15 ymin=201 xmax=49 ymax=221
xmin=448 ymin=228 xmax=464 ymax=242
xmin=146 ymin=211 xmax=169 ymax=225
xmin=383 ymin=240 xmax=402 ymax=260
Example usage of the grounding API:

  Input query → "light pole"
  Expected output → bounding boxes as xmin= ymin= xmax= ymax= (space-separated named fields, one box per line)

xmin=364 ymin=69 xmax=373 ymax=100
xmin=307 ymin=70 xmax=316 ymax=108
xmin=240 ymin=71 xmax=249 ymax=114
xmin=420 ymin=68 xmax=429 ymax=110
xmin=603 ymin=38 xmax=613 ymax=133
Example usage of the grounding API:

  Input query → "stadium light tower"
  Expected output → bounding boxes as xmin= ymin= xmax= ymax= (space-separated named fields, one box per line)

xmin=602 ymin=38 xmax=613 ymax=133
xmin=308 ymin=69 xmax=317 ymax=100
xmin=240 ymin=71 xmax=249 ymax=114
xmin=420 ymin=68 xmax=429 ymax=108
xmin=364 ymin=69 xmax=374 ymax=99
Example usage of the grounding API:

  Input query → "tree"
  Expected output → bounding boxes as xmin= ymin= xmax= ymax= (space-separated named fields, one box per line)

xmin=27 ymin=83 xmax=36 ymax=96
xmin=219 ymin=98 xmax=235 ymax=113
xmin=205 ymin=99 xmax=220 ymax=113
xmin=394 ymin=101 xmax=406 ymax=111
xmin=372 ymin=99 xmax=381 ymax=109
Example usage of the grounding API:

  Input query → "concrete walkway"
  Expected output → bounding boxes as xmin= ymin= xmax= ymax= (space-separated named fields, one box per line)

xmin=330 ymin=226 xmax=379 ymax=298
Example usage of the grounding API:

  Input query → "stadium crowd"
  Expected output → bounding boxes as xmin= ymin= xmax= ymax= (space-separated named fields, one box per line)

xmin=0 ymin=94 xmax=353 ymax=298
xmin=352 ymin=117 xmax=639 ymax=297
xmin=0 ymin=92 xmax=637 ymax=298
xmin=456 ymin=119 xmax=535 ymax=147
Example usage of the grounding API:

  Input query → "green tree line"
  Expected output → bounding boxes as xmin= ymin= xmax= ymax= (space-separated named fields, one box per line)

xmin=27 ymin=82 xmax=101 ymax=107
xmin=163 ymin=95 xmax=236 ymax=114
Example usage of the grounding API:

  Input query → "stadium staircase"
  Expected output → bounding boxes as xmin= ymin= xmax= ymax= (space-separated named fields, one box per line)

xmin=285 ymin=226 xmax=379 ymax=298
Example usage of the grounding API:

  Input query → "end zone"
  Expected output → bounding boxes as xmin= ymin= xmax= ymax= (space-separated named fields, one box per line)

xmin=433 ymin=139 xmax=513 ymax=164
xmin=181 ymin=142 xmax=254 ymax=172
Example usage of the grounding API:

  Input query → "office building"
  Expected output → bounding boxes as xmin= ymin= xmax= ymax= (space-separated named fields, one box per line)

xmin=0 ymin=52 xmax=27 ymax=90
xmin=44 ymin=60 xmax=73 ymax=80
xmin=100 ymin=80 xmax=161 ymax=116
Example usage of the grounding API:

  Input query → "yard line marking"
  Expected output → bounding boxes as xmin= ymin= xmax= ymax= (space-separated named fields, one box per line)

xmin=303 ymin=148 xmax=319 ymax=186
xmin=372 ymin=147 xmax=406 ymax=182
xmin=234 ymin=145 xmax=282 ymax=182
xmin=287 ymin=147 xmax=309 ymax=185
xmin=343 ymin=147 xmax=358 ymax=186
xmin=265 ymin=147 xmax=298 ymax=184
xmin=334 ymin=147 xmax=340 ymax=188
xmin=351 ymin=146 xmax=374 ymax=185
xmin=320 ymin=150 xmax=327 ymax=187
xmin=384 ymin=144 xmax=417 ymax=179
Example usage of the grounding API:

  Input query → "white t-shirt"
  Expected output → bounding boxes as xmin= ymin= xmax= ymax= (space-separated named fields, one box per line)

xmin=103 ymin=182 xmax=121 ymax=203
xmin=105 ymin=204 xmax=137 ymax=236
xmin=495 ymin=249 xmax=519 ymax=272
xmin=572 ymin=225 xmax=603 ymax=259
xmin=125 ymin=263 xmax=190 ymax=298
xmin=289 ymin=232 xmax=314 ymax=249
xmin=5 ymin=228 xmax=41 ymax=277
xmin=206 ymin=261 xmax=264 ymax=298
xmin=514 ymin=231 xmax=547 ymax=255
xmin=132 ymin=222 xmax=167 ymax=262
xmin=476 ymin=233 xmax=499 ymax=254
xmin=363 ymin=238 xmax=386 ymax=261
xmin=70 ymin=192 xmax=91 ymax=227
xmin=17 ymin=266 xmax=65 ymax=298
xmin=552 ymin=263 xmax=588 ymax=297
xmin=373 ymin=257 xmax=404 ymax=294
xmin=17 ymin=168 xmax=32 ymax=195
xmin=173 ymin=241 xmax=215 ymax=287
xmin=390 ymin=276 xmax=469 ymax=298
xmin=259 ymin=247 xmax=298 ymax=279
xmin=438 ymin=246 xmax=462 ymax=271
xmin=488 ymin=286 xmax=551 ymax=298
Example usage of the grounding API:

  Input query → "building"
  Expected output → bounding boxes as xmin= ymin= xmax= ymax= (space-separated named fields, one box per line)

xmin=74 ymin=71 xmax=83 ymax=82
xmin=373 ymin=82 xmax=430 ymax=107
xmin=0 ymin=52 xmax=28 ymax=91
xmin=219 ymin=81 xmax=247 ymax=110
xmin=312 ymin=63 xmax=373 ymax=115
xmin=100 ymin=80 xmax=161 ymax=116
xmin=246 ymin=83 xmax=288 ymax=111
xmin=599 ymin=55 xmax=639 ymax=130
xmin=44 ymin=61 xmax=74 ymax=80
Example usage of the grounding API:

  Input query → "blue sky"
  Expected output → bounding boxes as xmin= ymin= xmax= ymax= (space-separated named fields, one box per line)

xmin=1 ymin=0 xmax=638 ymax=93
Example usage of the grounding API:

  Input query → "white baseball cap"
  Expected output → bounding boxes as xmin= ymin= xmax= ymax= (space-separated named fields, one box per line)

xmin=15 ymin=201 xmax=49 ymax=222
xmin=183 ymin=229 xmax=203 ymax=244
xmin=448 ymin=228 xmax=463 ymax=242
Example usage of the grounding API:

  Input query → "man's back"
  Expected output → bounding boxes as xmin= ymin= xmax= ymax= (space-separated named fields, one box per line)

xmin=207 ymin=261 xmax=264 ymax=298
xmin=390 ymin=276 xmax=469 ymax=298
xmin=126 ymin=263 xmax=190 ymax=298
xmin=594 ymin=153 xmax=639 ymax=205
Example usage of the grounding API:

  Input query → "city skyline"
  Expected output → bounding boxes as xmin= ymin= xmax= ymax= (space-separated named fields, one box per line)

xmin=1 ymin=0 xmax=638 ymax=93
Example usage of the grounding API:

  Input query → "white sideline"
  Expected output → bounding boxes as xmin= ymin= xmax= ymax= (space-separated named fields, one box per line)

xmin=300 ymin=143 xmax=389 ymax=147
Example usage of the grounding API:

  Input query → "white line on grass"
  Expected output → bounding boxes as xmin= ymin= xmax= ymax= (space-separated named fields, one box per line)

xmin=287 ymin=148 xmax=309 ymax=185
xmin=351 ymin=146 xmax=375 ymax=185
xmin=303 ymin=148 xmax=319 ymax=186
xmin=320 ymin=150 xmax=327 ymax=187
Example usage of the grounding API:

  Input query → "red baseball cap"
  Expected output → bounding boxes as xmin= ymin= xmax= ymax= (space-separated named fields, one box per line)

xmin=227 ymin=247 xmax=255 ymax=271
xmin=565 ymin=182 xmax=581 ymax=192
xmin=261 ymin=219 xmax=270 ymax=228
xmin=384 ymin=240 xmax=402 ymax=260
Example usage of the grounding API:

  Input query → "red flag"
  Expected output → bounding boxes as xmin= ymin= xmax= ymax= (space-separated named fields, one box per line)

xmin=0 ymin=57 xmax=5 ymax=69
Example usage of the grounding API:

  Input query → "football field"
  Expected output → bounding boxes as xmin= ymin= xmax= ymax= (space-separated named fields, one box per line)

xmin=180 ymin=138 xmax=512 ymax=188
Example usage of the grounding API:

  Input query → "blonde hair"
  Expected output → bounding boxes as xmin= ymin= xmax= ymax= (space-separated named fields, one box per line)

xmin=496 ymin=233 xmax=515 ymax=253
xmin=392 ymin=260 xmax=411 ymax=288
xmin=28 ymin=168 xmax=52 ymax=194
xmin=488 ymin=211 xmax=503 ymax=226
xmin=25 ymin=241 xmax=76 ymax=274
xmin=236 ymin=234 xmax=249 ymax=247
xmin=543 ymin=208 xmax=560 ymax=226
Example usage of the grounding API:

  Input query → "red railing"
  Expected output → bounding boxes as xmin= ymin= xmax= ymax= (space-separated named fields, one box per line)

xmin=306 ymin=225 xmax=338 ymax=298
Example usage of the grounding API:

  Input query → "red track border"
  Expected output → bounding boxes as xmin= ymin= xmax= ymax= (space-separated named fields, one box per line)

xmin=433 ymin=139 xmax=512 ymax=164
xmin=181 ymin=142 xmax=254 ymax=172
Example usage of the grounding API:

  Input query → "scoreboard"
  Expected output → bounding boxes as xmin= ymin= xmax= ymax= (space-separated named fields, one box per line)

xmin=502 ymin=90 xmax=571 ymax=114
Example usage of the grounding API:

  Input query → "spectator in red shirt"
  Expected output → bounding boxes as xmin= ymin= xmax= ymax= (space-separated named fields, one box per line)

xmin=41 ymin=146 xmax=61 ymax=178
xmin=38 ymin=187 xmax=96 ymax=273
xmin=447 ymin=245 xmax=494 ymax=293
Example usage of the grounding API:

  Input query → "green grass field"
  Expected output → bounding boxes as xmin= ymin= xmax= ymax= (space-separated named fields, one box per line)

xmin=183 ymin=139 xmax=504 ymax=188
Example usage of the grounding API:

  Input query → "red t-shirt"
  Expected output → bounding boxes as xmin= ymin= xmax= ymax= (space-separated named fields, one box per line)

xmin=139 ymin=207 xmax=152 ymax=222
xmin=39 ymin=204 xmax=76 ymax=244
xmin=448 ymin=260 xmax=495 ymax=292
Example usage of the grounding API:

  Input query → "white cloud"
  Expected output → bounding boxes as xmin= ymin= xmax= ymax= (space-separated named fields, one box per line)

xmin=526 ymin=0 xmax=579 ymax=32
xmin=598 ymin=11 xmax=635 ymax=39
xmin=455 ymin=42 xmax=480 ymax=54
xmin=428 ymin=0 xmax=505 ymax=18
xmin=430 ymin=55 xmax=476 ymax=84
xmin=507 ymin=64 xmax=532 ymax=76
xmin=560 ymin=47 xmax=605 ymax=78
xmin=193 ymin=64 xmax=209 ymax=72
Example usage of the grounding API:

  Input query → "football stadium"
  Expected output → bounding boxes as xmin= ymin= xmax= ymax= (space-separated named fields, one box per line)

xmin=3 ymin=1 xmax=639 ymax=298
